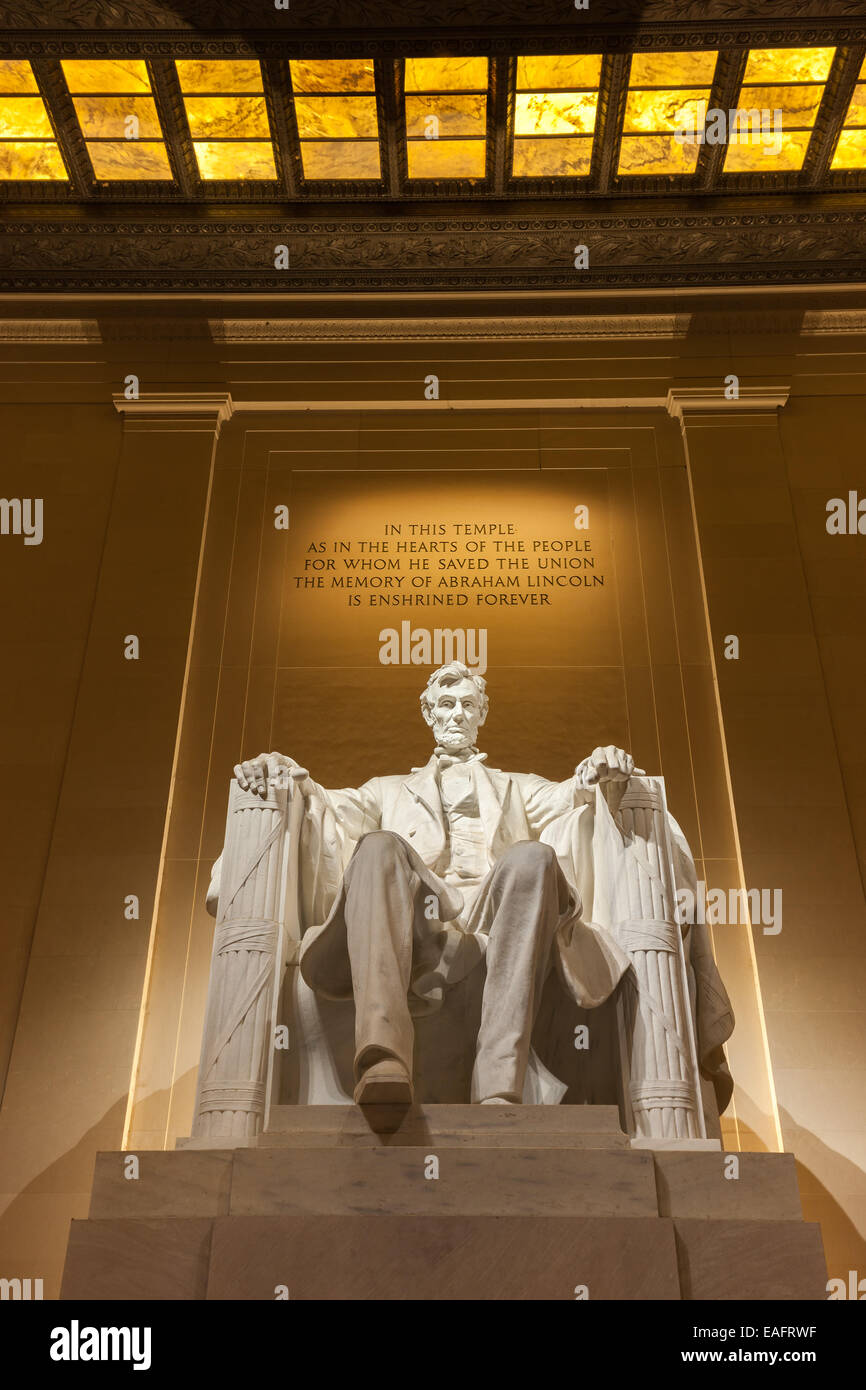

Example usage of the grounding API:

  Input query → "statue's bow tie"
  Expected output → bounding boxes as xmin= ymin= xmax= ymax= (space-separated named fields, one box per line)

xmin=433 ymin=746 xmax=485 ymax=770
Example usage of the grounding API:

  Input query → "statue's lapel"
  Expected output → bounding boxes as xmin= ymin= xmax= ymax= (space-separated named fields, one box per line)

xmin=474 ymin=762 xmax=511 ymax=851
xmin=404 ymin=757 xmax=445 ymax=830
xmin=401 ymin=757 xmax=516 ymax=862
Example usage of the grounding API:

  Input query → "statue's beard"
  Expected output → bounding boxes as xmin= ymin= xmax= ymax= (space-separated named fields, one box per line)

xmin=435 ymin=725 xmax=476 ymax=749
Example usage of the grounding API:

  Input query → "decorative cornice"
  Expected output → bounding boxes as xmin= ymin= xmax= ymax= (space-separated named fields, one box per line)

xmin=1 ymin=0 xmax=864 ymax=33
xmin=2 ymin=202 xmax=866 ymax=292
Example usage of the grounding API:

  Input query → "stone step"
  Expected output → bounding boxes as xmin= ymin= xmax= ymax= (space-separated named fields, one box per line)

xmin=91 ymin=1146 xmax=655 ymax=1220
xmin=229 ymin=1146 xmax=658 ymax=1218
xmin=60 ymin=1212 xmax=828 ymax=1301
xmin=258 ymin=1101 xmax=631 ymax=1148
xmin=90 ymin=1143 xmax=806 ymax=1223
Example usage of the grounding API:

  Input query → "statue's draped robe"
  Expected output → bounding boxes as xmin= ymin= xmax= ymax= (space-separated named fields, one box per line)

xmin=209 ymin=759 xmax=734 ymax=1113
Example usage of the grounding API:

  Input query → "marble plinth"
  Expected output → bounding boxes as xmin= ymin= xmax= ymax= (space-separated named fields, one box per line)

xmin=62 ymin=1106 xmax=827 ymax=1301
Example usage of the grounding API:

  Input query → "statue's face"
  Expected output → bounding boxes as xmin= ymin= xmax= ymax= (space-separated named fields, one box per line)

xmin=426 ymin=677 xmax=484 ymax=751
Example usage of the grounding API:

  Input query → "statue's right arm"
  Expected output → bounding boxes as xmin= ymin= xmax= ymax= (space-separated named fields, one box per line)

xmin=314 ymin=778 xmax=381 ymax=840
xmin=206 ymin=750 xmax=380 ymax=896
xmin=204 ymin=753 xmax=381 ymax=917
xmin=232 ymin=749 xmax=380 ymax=829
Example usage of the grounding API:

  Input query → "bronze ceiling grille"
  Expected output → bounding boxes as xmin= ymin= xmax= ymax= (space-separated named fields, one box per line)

xmin=2 ymin=46 xmax=866 ymax=203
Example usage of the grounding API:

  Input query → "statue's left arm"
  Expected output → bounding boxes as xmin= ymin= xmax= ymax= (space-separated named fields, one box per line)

xmin=519 ymin=744 xmax=645 ymax=835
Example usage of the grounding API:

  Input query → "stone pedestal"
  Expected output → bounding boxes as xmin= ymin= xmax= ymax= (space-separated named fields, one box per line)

xmin=60 ymin=1106 xmax=826 ymax=1301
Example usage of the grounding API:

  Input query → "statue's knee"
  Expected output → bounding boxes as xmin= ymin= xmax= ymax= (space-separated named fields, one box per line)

xmin=352 ymin=830 xmax=406 ymax=866
xmin=495 ymin=840 xmax=557 ymax=882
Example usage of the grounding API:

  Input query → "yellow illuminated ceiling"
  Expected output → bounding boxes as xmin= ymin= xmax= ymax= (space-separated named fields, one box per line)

xmin=741 ymin=48 xmax=835 ymax=84
xmin=618 ymin=50 xmax=717 ymax=176
xmin=291 ymin=59 xmax=375 ymax=93
xmin=176 ymin=59 xmax=276 ymax=180
xmin=831 ymin=55 xmax=866 ymax=170
xmin=0 ymin=59 xmax=66 ymax=179
xmin=0 ymin=46 xmax=862 ymax=191
xmin=62 ymin=58 xmax=172 ymax=180
xmin=289 ymin=58 xmax=380 ymax=180
xmin=512 ymin=54 xmax=601 ymax=177
xmin=175 ymin=60 xmax=264 ymax=93
xmin=724 ymin=47 xmax=835 ymax=173
xmin=404 ymin=56 xmax=488 ymax=179
xmin=405 ymin=57 xmax=488 ymax=93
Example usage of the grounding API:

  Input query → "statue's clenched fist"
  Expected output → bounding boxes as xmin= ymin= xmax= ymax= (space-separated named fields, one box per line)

xmin=233 ymin=751 xmax=309 ymax=798
xmin=575 ymin=746 xmax=644 ymax=790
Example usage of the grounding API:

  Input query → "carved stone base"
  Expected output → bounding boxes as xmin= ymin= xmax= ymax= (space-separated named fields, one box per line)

xmin=61 ymin=1106 xmax=827 ymax=1301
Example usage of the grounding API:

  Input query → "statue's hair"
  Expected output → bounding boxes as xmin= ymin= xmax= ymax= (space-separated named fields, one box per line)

xmin=420 ymin=661 xmax=489 ymax=723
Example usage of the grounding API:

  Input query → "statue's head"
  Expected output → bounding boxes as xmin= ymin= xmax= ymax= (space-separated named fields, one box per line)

xmin=420 ymin=661 xmax=488 ymax=752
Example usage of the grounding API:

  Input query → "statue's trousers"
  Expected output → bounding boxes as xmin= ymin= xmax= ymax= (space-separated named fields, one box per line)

xmin=301 ymin=829 xmax=579 ymax=1102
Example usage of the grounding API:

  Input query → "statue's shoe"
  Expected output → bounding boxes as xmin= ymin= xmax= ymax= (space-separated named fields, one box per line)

xmin=354 ymin=1059 xmax=413 ymax=1106
xmin=479 ymin=1096 xmax=516 ymax=1105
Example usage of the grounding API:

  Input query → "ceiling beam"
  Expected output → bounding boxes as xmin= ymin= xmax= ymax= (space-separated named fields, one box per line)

xmin=262 ymin=57 xmax=302 ymax=199
xmin=489 ymin=56 xmax=514 ymax=194
xmin=29 ymin=58 xmax=93 ymax=199
xmin=803 ymin=45 xmax=865 ymax=186
xmin=147 ymin=59 xmax=199 ymax=198
xmin=696 ymin=50 xmax=748 ymax=192
xmin=592 ymin=53 xmax=629 ymax=194
xmin=374 ymin=58 xmax=403 ymax=198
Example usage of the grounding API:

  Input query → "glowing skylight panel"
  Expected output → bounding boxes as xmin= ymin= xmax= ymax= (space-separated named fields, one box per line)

xmin=512 ymin=54 xmax=601 ymax=177
xmin=0 ymin=60 xmax=66 ymax=179
xmin=724 ymin=47 xmax=835 ymax=173
xmin=617 ymin=50 xmax=718 ymax=176
xmin=62 ymin=59 xmax=171 ymax=180
xmin=289 ymin=58 xmax=380 ymax=180
xmin=404 ymin=57 xmax=488 ymax=179
xmin=176 ymin=59 xmax=276 ymax=180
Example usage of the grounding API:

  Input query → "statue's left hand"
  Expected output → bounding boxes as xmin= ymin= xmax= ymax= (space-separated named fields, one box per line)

xmin=575 ymin=746 xmax=645 ymax=789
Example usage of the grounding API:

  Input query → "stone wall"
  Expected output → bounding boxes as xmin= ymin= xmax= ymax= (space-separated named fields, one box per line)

xmin=0 ymin=289 xmax=864 ymax=1296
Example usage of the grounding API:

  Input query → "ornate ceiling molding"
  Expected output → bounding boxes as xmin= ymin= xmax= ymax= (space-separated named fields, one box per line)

xmin=1 ymin=0 xmax=865 ymax=35
xmin=2 ymin=201 xmax=865 ymax=292
xmin=3 ymin=27 xmax=865 ymax=60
